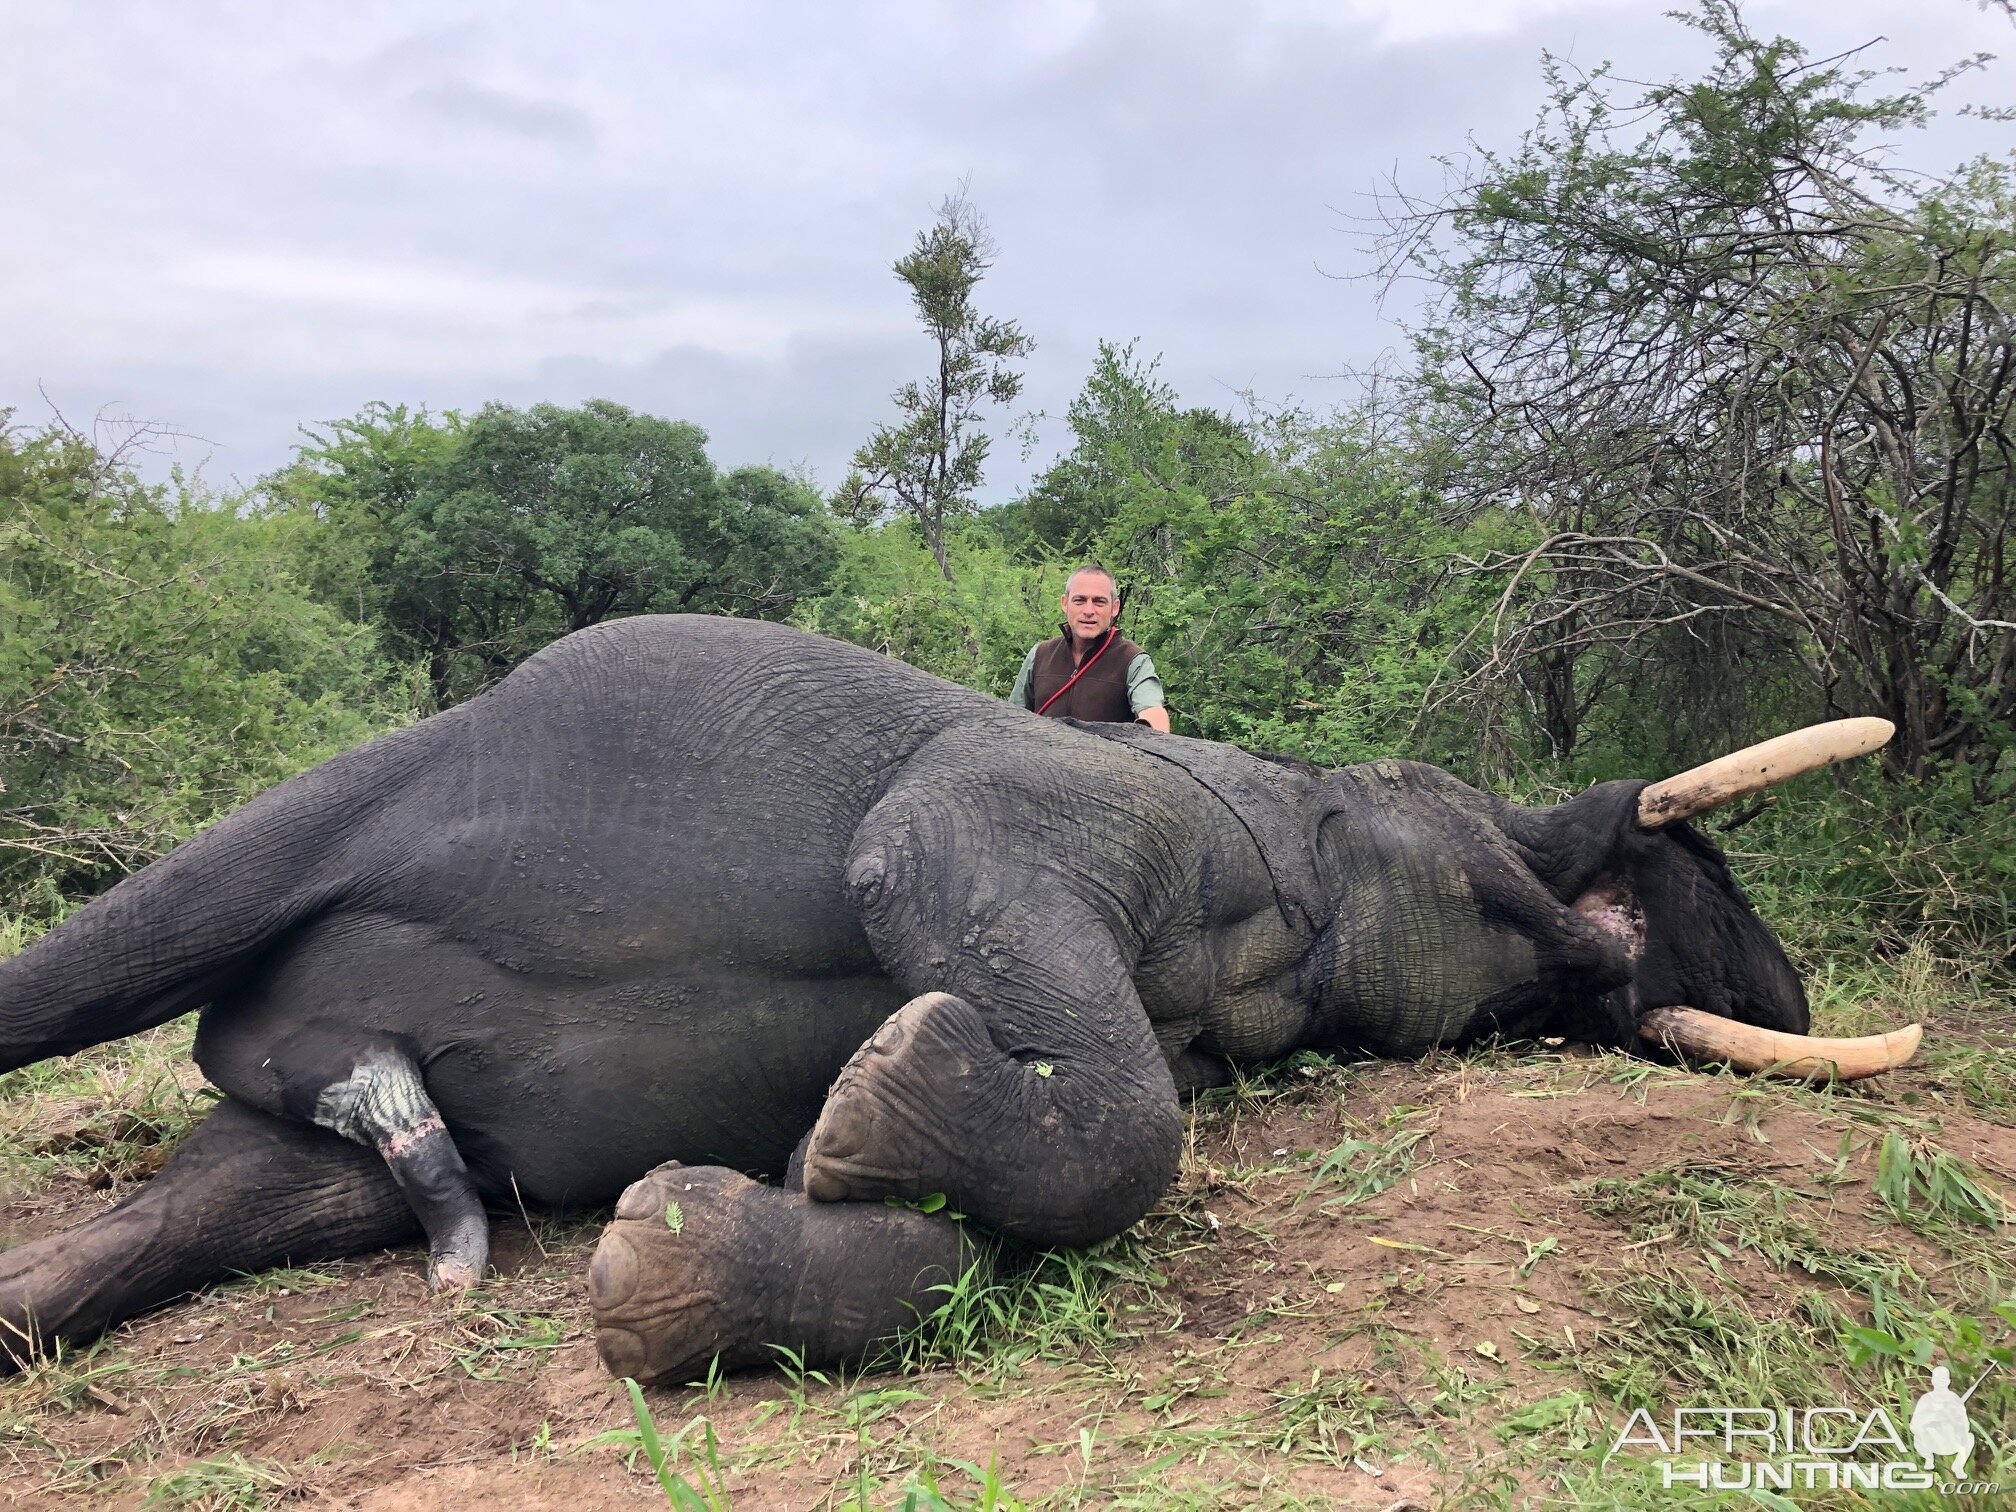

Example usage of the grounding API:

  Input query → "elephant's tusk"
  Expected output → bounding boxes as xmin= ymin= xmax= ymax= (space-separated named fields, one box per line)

xmin=1636 ymin=718 xmax=1895 ymax=829
xmin=1638 ymin=1006 xmax=1922 ymax=1081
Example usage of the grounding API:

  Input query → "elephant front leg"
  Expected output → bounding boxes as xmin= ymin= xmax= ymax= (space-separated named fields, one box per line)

xmin=589 ymin=963 xmax=1184 ymax=1385
xmin=587 ymin=1164 xmax=970 ymax=1386
xmin=808 ymin=806 xmax=1185 ymax=1247
xmin=802 ymin=988 xmax=1181 ymax=1246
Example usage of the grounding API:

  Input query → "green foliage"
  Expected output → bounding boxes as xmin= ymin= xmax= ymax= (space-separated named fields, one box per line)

xmin=835 ymin=192 xmax=1033 ymax=582
xmin=587 ymin=1378 xmax=733 ymax=1509
xmin=259 ymin=401 xmax=463 ymax=623
xmin=1719 ymin=760 xmax=2014 ymax=973
xmin=1004 ymin=342 xmax=1489 ymax=765
xmin=273 ymin=399 xmax=839 ymax=705
xmin=0 ymin=418 xmax=414 ymax=921
xmin=900 ymin=1236 xmax=1168 ymax=1376
xmin=139 ymin=1452 xmax=300 ymax=1508
xmin=998 ymin=341 xmax=1251 ymax=557
xmin=1385 ymin=0 xmax=2016 ymax=776
xmin=793 ymin=516 xmax=1056 ymax=693
xmin=3 ymin=2 xmax=2005 ymax=1007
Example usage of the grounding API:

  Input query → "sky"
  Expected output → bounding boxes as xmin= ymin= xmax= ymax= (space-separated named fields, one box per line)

xmin=5 ymin=1 xmax=2012 ymax=499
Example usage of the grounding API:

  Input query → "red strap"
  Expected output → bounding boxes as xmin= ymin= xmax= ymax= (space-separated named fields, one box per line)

xmin=1035 ymin=630 xmax=1118 ymax=716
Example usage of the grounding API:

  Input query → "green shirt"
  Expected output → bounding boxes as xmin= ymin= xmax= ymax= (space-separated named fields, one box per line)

xmin=1008 ymin=642 xmax=1166 ymax=717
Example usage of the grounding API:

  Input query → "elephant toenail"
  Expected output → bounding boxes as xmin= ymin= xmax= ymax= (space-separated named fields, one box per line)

xmin=588 ymin=1232 xmax=640 ymax=1309
xmin=802 ymin=1164 xmax=850 ymax=1202
xmin=596 ymin=1326 xmax=647 ymax=1380
xmin=811 ymin=1101 xmax=871 ymax=1163
xmin=615 ymin=1168 xmax=678 ymax=1222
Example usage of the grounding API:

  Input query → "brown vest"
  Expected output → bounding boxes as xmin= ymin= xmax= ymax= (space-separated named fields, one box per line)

xmin=1029 ymin=629 xmax=1142 ymax=722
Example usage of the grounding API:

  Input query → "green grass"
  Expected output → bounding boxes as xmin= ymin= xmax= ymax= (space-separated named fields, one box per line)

xmin=1555 ymin=1126 xmax=2014 ymax=1507
xmin=592 ymin=1373 xmax=1042 ymax=1510
xmin=895 ymin=1235 xmax=1172 ymax=1379
xmin=1299 ymin=1107 xmax=1430 ymax=1210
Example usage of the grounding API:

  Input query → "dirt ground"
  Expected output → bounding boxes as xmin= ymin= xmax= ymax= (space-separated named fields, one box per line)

xmin=1 ymin=1042 xmax=2011 ymax=1509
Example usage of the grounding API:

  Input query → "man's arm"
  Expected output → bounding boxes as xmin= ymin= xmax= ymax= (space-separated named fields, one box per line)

xmin=1127 ymin=653 xmax=1170 ymax=733
xmin=1006 ymin=645 xmax=1039 ymax=710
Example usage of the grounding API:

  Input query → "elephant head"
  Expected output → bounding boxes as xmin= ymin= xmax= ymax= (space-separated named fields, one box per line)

xmin=1490 ymin=718 xmax=1914 ymax=1078
xmin=1071 ymin=715 xmax=1914 ymax=1079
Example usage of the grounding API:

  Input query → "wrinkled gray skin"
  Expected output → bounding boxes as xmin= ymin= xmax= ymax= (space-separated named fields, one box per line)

xmin=0 ymin=617 xmax=1806 ymax=1377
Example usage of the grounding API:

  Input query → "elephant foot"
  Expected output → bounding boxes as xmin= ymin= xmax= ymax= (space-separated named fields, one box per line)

xmin=801 ymin=991 xmax=986 ymax=1204
xmin=587 ymin=1163 xmax=968 ymax=1387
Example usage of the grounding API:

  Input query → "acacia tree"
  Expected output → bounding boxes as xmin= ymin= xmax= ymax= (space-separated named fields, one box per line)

xmin=836 ymin=193 xmax=1033 ymax=582
xmin=1380 ymin=1 xmax=2014 ymax=778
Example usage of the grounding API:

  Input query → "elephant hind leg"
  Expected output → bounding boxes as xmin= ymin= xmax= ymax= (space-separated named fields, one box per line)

xmin=0 ymin=1098 xmax=417 ymax=1368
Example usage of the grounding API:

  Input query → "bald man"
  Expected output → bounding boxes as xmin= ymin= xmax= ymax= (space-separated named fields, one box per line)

xmin=1007 ymin=565 xmax=1170 ymax=732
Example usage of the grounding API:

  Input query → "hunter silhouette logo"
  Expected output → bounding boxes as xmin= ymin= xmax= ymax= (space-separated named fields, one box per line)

xmin=1911 ymin=1363 xmax=1994 ymax=1477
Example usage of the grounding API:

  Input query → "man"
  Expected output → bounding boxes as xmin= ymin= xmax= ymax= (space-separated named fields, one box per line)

xmin=1007 ymin=565 xmax=1170 ymax=731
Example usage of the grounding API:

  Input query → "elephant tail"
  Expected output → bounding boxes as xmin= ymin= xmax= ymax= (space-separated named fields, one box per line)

xmin=0 ymin=718 xmax=445 ymax=1074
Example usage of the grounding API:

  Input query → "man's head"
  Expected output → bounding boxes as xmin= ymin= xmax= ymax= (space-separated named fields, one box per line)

xmin=1061 ymin=566 xmax=1120 ymax=645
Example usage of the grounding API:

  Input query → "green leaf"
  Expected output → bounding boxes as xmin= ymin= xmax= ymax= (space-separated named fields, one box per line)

xmin=664 ymin=1202 xmax=684 ymax=1233
xmin=884 ymin=1192 xmax=949 ymax=1214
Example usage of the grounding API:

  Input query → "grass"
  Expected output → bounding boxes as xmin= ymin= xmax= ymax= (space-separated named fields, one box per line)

xmin=1298 ymin=1105 xmax=1430 ymax=1210
xmin=138 ymin=1453 xmax=304 ymax=1509
xmin=896 ymin=1236 xmax=1172 ymax=1378
xmin=1560 ymin=1116 xmax=2014 ymax=1506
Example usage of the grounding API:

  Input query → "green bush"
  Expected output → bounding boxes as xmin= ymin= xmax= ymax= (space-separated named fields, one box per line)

xmin=793 ymin=517 xmax=1056 ymax=694
xmin=0 ymin=420 xmax=415 ymax=922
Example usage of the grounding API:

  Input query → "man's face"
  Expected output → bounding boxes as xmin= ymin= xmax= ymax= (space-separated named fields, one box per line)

xmin=1062 ymin=572 xmax=1119 ymax=643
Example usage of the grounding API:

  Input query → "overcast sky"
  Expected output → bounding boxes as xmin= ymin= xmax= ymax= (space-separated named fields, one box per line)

xmin=5 ymin=1 xmax=2011 ymax=498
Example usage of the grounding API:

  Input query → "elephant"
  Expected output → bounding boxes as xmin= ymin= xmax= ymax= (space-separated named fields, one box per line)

xmin=0 ymin=615 xmax=1912 ymax=1382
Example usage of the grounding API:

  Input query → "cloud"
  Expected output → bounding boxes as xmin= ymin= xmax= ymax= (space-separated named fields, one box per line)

xmin=4 ymin=0 xmax=2012 ymax=495
xmin=406 ymin=80 xmax=596 ymax=149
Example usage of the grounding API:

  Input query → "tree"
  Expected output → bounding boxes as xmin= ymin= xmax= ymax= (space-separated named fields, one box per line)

xmin=0 ymin=416 xmax=410 ymax=918
xmin=1377 ymin=0 xmax=2015 ymax=778
xmin=1003 ymin=341 xmax=1256 ymax=557
xmin=995 ymin=344 xmax=1479 ymax=764
xmin=263 ymin=401 xmax=465 ymax=631
xmin=276 ymin=400 xmax=840 ymax=705
xmin=836 ymin=192 xmax=1034 ymax=582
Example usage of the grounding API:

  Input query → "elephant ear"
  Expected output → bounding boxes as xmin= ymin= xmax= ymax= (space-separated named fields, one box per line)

xmin=1063 ymin=722 xmax=1328 ymax=929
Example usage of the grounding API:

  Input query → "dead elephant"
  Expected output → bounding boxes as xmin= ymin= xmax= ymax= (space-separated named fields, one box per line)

xmin=0 ymin=616 xmax=1912 ymax=1381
